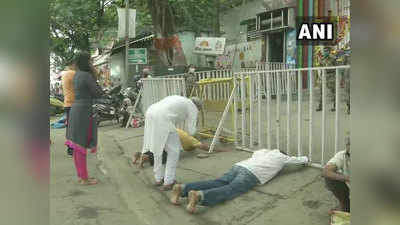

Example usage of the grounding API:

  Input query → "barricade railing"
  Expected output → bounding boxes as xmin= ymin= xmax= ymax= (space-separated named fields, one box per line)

xmin=257 ymin=63 xmax=297 ymax=96
xmin=161 ymin=70 xmax=234 ymax=100
xmin=141 ymin=78 xmax=186 ymax=113
xmin=194 ymin=70 xmax=233 ymax=101
xmin=162 ymin=64 xmax=295 ymax=101
xmin=224 ymin=65 xmax=350 ymax=168
xmin=160 ymin=73 xmax=186 ymax=79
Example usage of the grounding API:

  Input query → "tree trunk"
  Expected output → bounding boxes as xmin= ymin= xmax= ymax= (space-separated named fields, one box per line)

xmin=147 ymin=0 xmax=186 ymax=67
xmin=215 ymin=0 xmax=221 ymax=36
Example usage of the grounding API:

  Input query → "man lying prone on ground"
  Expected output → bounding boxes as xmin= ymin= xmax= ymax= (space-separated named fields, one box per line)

xmin=169 ymin=149 xmax=309 ymax=213
xmin=132 ymin=128 xmax=230 ymax=168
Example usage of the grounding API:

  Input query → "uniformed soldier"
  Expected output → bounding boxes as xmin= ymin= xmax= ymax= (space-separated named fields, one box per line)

xmin=341 ymin=45 xmax=351 ymax=114
xmin=316 ymin=46 xmax=337 ymax=112
xmin=185 ymin=65 xmax=197 ymax=97
xmin=316 ymin=45 xmax=350 ymax=113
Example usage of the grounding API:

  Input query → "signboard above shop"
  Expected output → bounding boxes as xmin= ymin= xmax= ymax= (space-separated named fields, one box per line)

xmin=128 ymin=48 xmax=147 ymax=64
xmin=193 ymin=37 xmax=226 ymax=55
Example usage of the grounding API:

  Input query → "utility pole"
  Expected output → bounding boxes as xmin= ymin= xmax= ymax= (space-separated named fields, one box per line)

xmin=125 ymin=0 xmax=130 ymax=88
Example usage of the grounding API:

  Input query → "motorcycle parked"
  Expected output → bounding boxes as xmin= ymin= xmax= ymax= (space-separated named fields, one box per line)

xmin=121 ymin=87 xmax=138 ymax=104
xmin=93 ymin=85 xmax=124 ymax=125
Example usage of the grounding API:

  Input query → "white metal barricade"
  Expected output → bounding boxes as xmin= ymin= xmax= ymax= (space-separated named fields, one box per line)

xmin=228 ymin=66 xmax=350 ymax=168
xmin=195 ymin=70 xmax=233 ymax=101
xmin=257 ymin=63 xmax=297 ymax=96
xmin=141 ymin=78 xmax=187 ymax=113
xmin=162 ymin=70 xmax=234 ymax=100
xmin=163 ymin=64 xmax=294 ymax=101
xmin=125 ymin=78 xmax=186 ymax=129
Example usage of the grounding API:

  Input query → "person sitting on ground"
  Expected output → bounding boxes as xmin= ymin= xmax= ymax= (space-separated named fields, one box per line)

xmin=170 ymin=149 xmax=308 ymax=213
xmin=322 ymin=137 xmax=350 ymax=213
xmin=132 ymin=129 xmax=230 ymax=167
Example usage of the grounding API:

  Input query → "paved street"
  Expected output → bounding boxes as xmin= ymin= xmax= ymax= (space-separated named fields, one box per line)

xmin=50 ymin=86 xmax=348 ymax=225
xmin=50 ymin=128 xmax=144 ymax=225
xmin=50 ymin=120 xmax=339 ymax=225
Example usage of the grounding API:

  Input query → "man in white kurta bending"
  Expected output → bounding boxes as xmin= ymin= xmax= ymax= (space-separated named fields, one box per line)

xmin=141 ymin=95 xmax=202 ymax=191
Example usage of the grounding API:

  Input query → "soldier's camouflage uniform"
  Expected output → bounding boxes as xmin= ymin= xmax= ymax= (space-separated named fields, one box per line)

xmin=316 ymin=46 xmax=350 ymax=114
xmin=185 ymin=72 xmax=197 ymax=97
xmin=317 ymin=47 xmax=337 ymax=111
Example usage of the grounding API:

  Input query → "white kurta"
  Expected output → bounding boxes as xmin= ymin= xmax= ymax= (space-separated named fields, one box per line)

xmin=142 ymin=95 xmax=199 ymax=157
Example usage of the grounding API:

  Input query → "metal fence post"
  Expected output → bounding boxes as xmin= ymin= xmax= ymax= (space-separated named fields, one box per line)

xmin=309 ymin=70 xmax=314 ymax=161
xmin=276 ymin=70 xmax=281 ymax=150
xmin=297 ymin=70 xmax=303 ymax=156
xmin=286 ymin=70 xmax=291 ymax=154
xmin=257 ymin=72 xmax=262 ymax=147
xmin=241 ymin=73 xmax=246 ymax=147
xmin=267 ymin=71 xmax=272 ymax=149
xmin=249 ymin=74 xmax=254 ymax=148
xmin=233 ymin=74 xmax=238 ymax=147
xmin=322 ymin=69 xmax=327 ymax=165
xmin=335 ymin=68 xmax=340 ymax=154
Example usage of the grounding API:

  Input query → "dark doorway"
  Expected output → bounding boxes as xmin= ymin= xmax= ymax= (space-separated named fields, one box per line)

xmin=268 ymin=31 xmax=284 ymax=62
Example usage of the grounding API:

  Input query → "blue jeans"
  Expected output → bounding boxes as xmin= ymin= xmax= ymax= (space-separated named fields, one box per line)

xmin=181 ymin=165 xmax=260 ymax=206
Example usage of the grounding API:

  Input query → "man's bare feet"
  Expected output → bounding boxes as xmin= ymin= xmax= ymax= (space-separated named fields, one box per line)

xmin=137 ymin=154 xmax=148 ymax=168
xmin=170 ymin=184 xmax=182 ymax=205
xmin=132 ymin=152 xmax=141 ymax=164
xmin=79 ymin=178 xmax=97 ymax=185
xmin=186 ymin=190 xmax=201 ymax=213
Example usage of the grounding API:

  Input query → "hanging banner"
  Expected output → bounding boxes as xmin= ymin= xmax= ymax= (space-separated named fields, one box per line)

xmin=193 ymin=37 xmax=226 ymax=55
xmin=216 ymin=40 xmax=262 ymax=69
xmin=117 ymin=8 xmax=136 ymax=39
xmin=286 ymin=29 xmax=297 ymax=65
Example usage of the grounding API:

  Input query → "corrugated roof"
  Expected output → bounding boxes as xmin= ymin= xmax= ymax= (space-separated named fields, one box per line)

xmin=112 ymin=34 xmax=154 ymax=52
xmin=93 ymin=53 xmax=111 ymax=66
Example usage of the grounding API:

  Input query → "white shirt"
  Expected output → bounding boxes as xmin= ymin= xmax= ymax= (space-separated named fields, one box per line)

xmin=235 ymin=149 xmax=308 ymax=185
xmin=327 ymin=150 xmax=350 ymax=187
xmin=142 ymin=95 xmax=199 ymax=156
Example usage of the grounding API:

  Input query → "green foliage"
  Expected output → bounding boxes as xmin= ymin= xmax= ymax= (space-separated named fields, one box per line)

xmin=50 ymin=0 xmax=106 ymax=70
xmin=50 ymin=0 xmax=244 ymax=71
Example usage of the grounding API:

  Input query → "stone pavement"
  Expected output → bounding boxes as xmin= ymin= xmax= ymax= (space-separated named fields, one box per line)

xmin=97 ymin=125 xmax=338 ymax=225
xmin=50 ymin=128 xmax=144 ymax=225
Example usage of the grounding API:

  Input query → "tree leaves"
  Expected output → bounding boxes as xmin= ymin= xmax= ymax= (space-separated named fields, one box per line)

xmin=50 ymin=0 xmax=245 ymax=71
